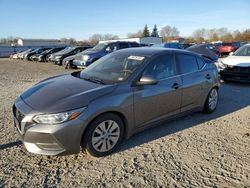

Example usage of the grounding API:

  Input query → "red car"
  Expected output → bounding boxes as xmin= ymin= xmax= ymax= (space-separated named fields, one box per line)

xmin=218 ymin=42 xmax=241 ymax=56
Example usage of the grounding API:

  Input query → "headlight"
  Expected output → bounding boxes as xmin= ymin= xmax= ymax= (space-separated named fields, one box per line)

xmin=55 ymin=56 xmax=61 ymax=59
xmin=33 ymin=107 xmax=86 ymax=124
xmin=218 ymin=61 xmax=227 ymax=70
xmin=83 ymin=55 xmax=90 ymax=61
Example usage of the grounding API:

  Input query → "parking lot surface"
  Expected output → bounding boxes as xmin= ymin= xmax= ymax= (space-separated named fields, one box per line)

xmin=0 ymin=58 xmax=249 ymax=187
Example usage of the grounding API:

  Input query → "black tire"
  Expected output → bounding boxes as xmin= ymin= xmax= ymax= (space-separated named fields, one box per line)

xmin=82 ymin=113 xmax=124 ymax=157
xmin=203 ymin=88 xmax=219 ymax=114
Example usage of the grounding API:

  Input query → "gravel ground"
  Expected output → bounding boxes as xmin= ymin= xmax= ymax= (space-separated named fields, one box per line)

xmin=0 ymin=58 xmax=249 ymax=188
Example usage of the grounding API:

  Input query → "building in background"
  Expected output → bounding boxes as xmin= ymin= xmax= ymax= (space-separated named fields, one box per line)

xmin=17 ymin=38 xmax=61 ymax=46
xmin=99 ymin=37 xmax=162 ymax=45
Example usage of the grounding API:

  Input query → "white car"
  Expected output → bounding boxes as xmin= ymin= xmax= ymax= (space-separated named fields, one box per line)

xmin=218 ymin=44 xmax=250 ymax=82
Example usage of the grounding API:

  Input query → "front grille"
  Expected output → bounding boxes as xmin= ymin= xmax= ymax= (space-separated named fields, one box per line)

xmin=226 ymin=66 xmax=250 ymax=73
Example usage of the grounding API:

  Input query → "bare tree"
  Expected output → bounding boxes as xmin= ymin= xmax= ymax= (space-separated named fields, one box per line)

xmin=103 ymin=34 xmax=119 ymax=40
xmin=206 ymin=29 xmax=219 ymax=41
xmin=192 ymin=28 xmax=206 ymax=42
xmin=88 ymin=34 xmax=103 ymax=45
xmin=127 ymin=30 xmax=143 ymax=38
xmin=160 ymin=25 xmax=180 ymax=40
xmin=216 ymin=27 xmax=229 ymax=38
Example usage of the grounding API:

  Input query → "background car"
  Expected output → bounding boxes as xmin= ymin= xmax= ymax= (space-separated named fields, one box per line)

xmin=24 ymin=48 xmax=51 ymax=61
xmin=62 ymin=53 xmax=79 ymax=68
xmin=13 ymin=48 xmax=220 ymax=157
xmin=187 ymin=44 xmax=219 ymax=62
xmin=218 ymin=42 xmax=241 ymax=57
xmin=218 ymin=44 xmax=250 ymax=82
xmin=18 ymin=49 xmax=34 ymax=59
xmin=30 ymin=47 xmax=66 ymax=62
xmin=51 ymin=46 xmax=91 ymax=65
xmin=72 ymin=41 xmax=140 ymax=69
xmin=151 ymin=42 xmax=184 ymax=49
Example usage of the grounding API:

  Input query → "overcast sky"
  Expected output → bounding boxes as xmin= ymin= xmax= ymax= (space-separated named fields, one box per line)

xmin=0 ymin=0 xmax=250 ymax=40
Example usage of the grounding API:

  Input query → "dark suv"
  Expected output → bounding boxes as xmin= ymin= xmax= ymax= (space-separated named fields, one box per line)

xmin=71 ymin=41 xmax=140 ymax=68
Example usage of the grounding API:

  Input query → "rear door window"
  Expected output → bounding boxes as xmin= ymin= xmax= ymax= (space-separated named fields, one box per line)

xmin=130 ymin=42 xmax=139 ymax=47
xmin=176 ymin=54 xmax=199 ymax=74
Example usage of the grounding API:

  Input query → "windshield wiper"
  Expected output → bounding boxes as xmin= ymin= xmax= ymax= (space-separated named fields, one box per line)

xmin=83 ymin=77 xmax=106 ymax=85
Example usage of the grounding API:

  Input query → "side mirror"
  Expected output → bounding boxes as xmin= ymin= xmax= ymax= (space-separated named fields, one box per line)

xmin=229 ymin=52 xmax=234 ymax=56
xmin=136 ymin=75 xmax=158 ymax=86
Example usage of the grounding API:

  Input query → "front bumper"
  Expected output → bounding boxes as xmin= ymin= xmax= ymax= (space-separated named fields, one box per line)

xmin=73 ymin=60 xmax=92 ymax=68
xmin=13 ymin=99 xmax=88 ymax=155
xmin=220 ymin=66 xmax=250 ymax=83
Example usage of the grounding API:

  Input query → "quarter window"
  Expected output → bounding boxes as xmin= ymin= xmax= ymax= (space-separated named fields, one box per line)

xmin=176 ymin=54 xmax=198 ymax=74
xmin=196 ymin=57 xmax=205 ymax=69
xmin=143 ymin=55 xmax=175 ymax=80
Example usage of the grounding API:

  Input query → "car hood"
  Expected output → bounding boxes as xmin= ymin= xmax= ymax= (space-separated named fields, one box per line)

xmin=62 ymin=54 xmax=77 ymax=63
xmin=81 ymin=50 xmax=100 ymax=56
xmin=222 ymin=56 xmax=250 ymax=67
xmin=20 ymin=73 xmax=116 ymax=113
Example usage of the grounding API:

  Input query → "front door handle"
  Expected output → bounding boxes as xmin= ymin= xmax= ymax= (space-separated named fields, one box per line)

xmin=205 ymin=74 xmax=211 ymax=79
xmin=172 ymin=83 xmax=180 ymax=89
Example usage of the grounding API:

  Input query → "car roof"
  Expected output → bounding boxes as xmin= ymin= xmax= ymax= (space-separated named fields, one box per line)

xmin=114 ymin=47 xmax=199 ymax=57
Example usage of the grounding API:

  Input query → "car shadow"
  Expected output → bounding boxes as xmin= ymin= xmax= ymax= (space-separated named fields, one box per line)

xmin=0 ymin=140 xmax=22 ymax=150
xmin=117 ymin=82 xmax=250 ymax=154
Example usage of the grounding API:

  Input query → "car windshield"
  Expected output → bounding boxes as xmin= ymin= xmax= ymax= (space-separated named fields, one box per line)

xmin=80 ymin=53 xmax=146 ymax=84
xmin=40 ymin=49 xmax=51 ymax=54
xmin=92 ymin=43 xmax=107 ymax=51
xmin=234 ymin=45 xmax=250 ymax=56
xmin=57 ymin=47 xmax=74 ymax=54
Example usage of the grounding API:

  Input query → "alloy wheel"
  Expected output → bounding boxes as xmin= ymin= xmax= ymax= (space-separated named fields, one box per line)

xmin=91 ymin=120 xmax=120 ymax=152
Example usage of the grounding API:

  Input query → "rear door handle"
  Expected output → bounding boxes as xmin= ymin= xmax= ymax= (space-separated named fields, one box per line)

xmin=205 ymin=74 xmax=211 ymax=79
xmin=172 ymin=83 xmax=180 ymax=89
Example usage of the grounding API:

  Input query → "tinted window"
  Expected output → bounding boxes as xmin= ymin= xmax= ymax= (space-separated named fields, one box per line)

xmin=119 ymin=42 xmax=129 ymax=49
xmin=143 ymin=55 xmax=175 ymax=80
xmin=130 ymin=42 xmax=140 ymax=47
xmin=196 ymin=57 xmax=205 ymax=69
xmin=176 ymin=54 xmax=198 ymax=74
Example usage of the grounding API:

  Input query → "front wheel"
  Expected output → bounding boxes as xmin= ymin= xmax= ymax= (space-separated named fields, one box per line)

xmin=203 ymin=88 xmax=219 ymax=113
xmin=82 ymin=113 xmax=124 ymax=157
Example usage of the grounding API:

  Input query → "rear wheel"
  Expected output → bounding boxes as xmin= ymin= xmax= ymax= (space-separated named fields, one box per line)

xmin=203 ymin=88 xmax=219 ymax=113
xmin=82 ymin=113 xmax=124 ymax=157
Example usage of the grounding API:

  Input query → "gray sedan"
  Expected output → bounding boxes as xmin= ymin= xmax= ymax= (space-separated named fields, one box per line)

xmin=13 ymin=48 xmax=220 ymax=157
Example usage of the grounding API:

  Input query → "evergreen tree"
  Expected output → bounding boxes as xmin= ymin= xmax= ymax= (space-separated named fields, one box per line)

xmin=142 ymin=24 xmax=150 ymax=37
xmin=151 ymin=24 xmax=159 ymax=37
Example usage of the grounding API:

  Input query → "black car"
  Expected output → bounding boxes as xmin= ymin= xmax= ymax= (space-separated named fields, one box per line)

xmin=30 ymin=47 xmax=66 ymax=62
xmin=51 ymin=46 xmax=92 ymax=65
xmin=24 ymin=48 xmax=51 ymax=61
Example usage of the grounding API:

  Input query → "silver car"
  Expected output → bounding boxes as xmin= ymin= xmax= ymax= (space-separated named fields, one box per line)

xmin=13 ymin=48 xmax=220 ymax=157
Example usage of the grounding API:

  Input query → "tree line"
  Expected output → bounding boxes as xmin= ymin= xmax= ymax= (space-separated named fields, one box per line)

xmin=1 ymin=25 xmax=249 ymax=46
